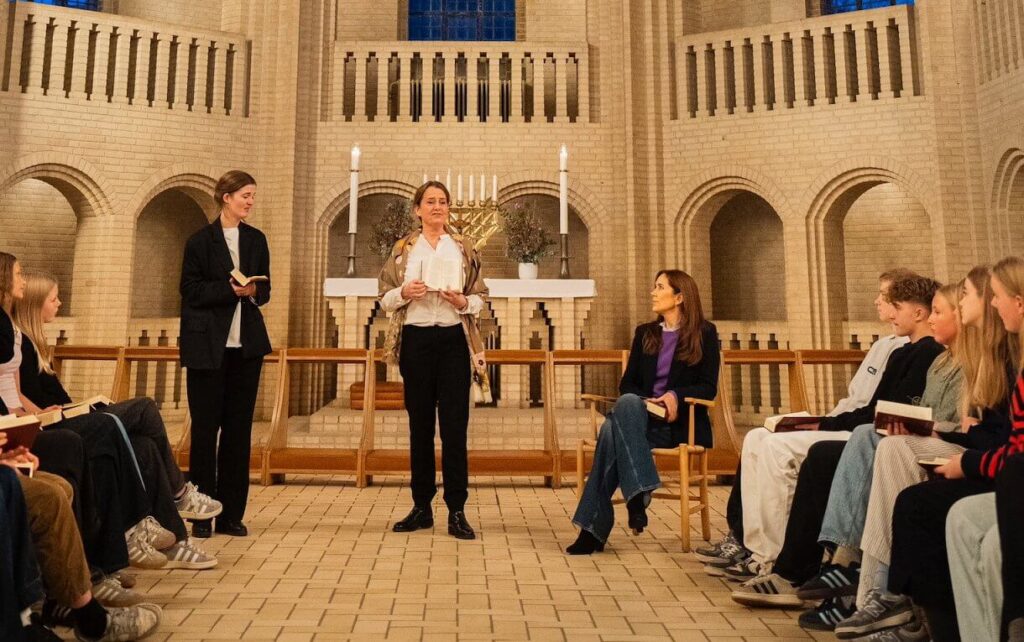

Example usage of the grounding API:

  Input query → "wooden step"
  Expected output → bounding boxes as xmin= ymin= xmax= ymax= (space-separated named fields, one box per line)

xmin=350 ymin=381 xmax=406 ymax=410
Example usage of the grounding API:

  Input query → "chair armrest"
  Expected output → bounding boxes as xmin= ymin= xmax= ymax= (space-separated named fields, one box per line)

xmin=683 ymin=397 xmax=716 ymax=408
xmin=581 ymin=394 xmax=616 ymax=405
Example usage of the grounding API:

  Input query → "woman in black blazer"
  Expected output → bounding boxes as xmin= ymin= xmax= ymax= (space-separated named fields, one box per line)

xmin=180 ymin=170 xmax=271 ymax=538
xmin=566 ymin=269 xmax=719 ymax=555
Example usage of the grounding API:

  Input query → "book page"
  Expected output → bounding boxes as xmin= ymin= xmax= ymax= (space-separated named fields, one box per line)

xmin=423 ymin=257 xmax=462 ymax=291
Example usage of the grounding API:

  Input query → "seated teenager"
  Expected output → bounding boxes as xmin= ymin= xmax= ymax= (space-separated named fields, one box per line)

xmin=943 ymin=453 xmax=1024 ymax=642
xmin=13 ymin=272 xmax=218 ymax=570
xmin=700 ymin=268 xmax=917 ymax=569
xmin=0 ymin=253 xmax=161 ymax=574
xmin=716 ymin=270 xmax=915 ymax=571
xmin=565 ymin=270 xmax=719 ymax=555
xmin=723 ymin=275 xmax=943 ymax=583
xmin=850 ymin=256 xmax=1024 ymax=641
xmin=1 ymin=441 xmax=162 ymax=641
xmin=730 ymin=276 xmax=949 ymax=613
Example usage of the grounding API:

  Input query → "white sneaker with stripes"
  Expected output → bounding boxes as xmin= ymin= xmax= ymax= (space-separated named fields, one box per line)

xmin=126 ymin=516 xmax=176 ymax=551
xmin=162 ymin=538 xmax=218 ymax=570
xmin=125 ymin=530 xmax=167 ymax=570
xmin=731 ymin=572 xmax=803 ymax=608
xmin=174 ymin=482 xmax=223 ymax=520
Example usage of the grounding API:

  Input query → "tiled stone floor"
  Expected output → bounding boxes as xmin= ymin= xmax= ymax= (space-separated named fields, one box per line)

xmin=118 ymin=476 xmax=832 ymax=641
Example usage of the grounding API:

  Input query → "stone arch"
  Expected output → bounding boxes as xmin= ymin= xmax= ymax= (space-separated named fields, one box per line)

xmin=126 ymin=167 xmax=220 ymax=222
xmin=0 ymin=153 xmax=115 ymax=219
xmin=498 ymin=174 xmax=607 ymax=233
xmin=803 ymin=160 xmax=938 ymax=349
xmin=671 ymin=169 xmax=791 ymax=318
xmin=0 ymin=155 xmax=117 ymax=319
xmin=992 ymin=148 xmax=1024 ymax=256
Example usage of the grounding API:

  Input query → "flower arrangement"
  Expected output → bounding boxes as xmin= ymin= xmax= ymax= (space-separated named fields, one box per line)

xmin=369 ymin=198 xmax=416 ymax=258
xmin=500 ymin=202 xmax=556 ymax=264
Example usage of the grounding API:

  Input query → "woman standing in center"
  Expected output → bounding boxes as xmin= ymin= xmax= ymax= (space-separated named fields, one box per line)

xmin=379 ymin=181 xmax=490 ymax=540
xmin=566 ymin=270 xmax=720 ymax=554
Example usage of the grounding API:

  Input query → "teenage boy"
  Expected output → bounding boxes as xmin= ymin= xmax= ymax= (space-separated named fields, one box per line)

xmin=729 ymin=276 xmax=945 ymax=614
xmin=701 ymin=269 xmax=916 ymax=572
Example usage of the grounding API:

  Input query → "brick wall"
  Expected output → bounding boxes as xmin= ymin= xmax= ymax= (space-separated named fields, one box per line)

xmin=0 ymin=179 xmax=78 ymax=313
xmin=131 ymin=190 xmax=209 ymax=318
xmin=111 ymin=0 xmax=223 ymax=30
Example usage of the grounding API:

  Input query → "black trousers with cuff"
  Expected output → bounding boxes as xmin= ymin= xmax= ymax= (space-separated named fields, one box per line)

xmin=399 ymin=324 xmax=471 ymax=513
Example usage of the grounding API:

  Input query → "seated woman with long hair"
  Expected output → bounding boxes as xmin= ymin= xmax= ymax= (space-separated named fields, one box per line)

xmin=566 ymin=270 xmax=720 ymax=555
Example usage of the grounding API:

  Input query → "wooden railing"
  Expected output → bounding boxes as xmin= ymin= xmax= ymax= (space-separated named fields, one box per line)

xmin=51 ymin=344 xmax=866 ymax=484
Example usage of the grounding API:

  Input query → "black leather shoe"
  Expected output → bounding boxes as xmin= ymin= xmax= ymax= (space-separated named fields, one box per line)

xmin=191 ymin=519 xmax=212 ymax=539
xmin=566 ymin=529 xmax=605 ymax=555
xmin=447 ymin=511 xmax=476 ymax=540
xmin=214 ymin=519 xmax=248 ymax=537
xmin=393 ymin=506 xmax=434 ymax=532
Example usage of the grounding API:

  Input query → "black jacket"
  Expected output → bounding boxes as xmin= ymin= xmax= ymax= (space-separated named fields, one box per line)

xmin=179 ymin=219 xmax=272 ymax=370
xmin=819 ymin=335 xmax=945 ymax=432
xmin=619 ymin=321 xmax=720 ymax=447
xmin=19 ymin=336 xmax=72 ymax=408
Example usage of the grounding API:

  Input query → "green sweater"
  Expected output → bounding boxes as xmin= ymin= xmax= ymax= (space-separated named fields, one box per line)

xmin=918 ymin=354 xmax=963 ymax=432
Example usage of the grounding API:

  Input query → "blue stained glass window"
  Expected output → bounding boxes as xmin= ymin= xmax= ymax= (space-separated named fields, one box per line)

xmin=409 ymin=0 xmax=515 ymax=41
xmin=823 ymin=0 xmax=913 ymax=14
xmin=28 ymin=0 xmax=102 ymax=9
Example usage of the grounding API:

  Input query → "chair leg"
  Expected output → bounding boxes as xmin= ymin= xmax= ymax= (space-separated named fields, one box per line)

xmin=680 ymin=450 xmax=691 ymax=553
xmin=576 ymin=441 xmax=585 ymax=498
xmin=699 ymin=452 xmax=711 ymax=542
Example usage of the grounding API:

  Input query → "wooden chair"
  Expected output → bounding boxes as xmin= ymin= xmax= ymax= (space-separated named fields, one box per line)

xmin=576 ymin=393 xmax=714 ymax=552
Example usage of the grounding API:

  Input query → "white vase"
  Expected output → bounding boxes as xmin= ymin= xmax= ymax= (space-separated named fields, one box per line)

xmin=518 ymin=262 xmax=539 ymax=279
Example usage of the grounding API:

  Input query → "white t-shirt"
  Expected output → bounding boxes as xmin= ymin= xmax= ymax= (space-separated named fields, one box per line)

xmin=827 ymin=334 xmax=910 ymax=416
xmin=223 ymin=226 xmax=243 ymax=348
xmin=0 ymin=323 xmax=22 ymax=410
xmin=380 ymin=234 xmax=483 ymax=326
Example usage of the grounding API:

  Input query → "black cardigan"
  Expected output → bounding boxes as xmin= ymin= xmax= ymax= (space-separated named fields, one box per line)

xmin=619 ymin=321 xmax=720 ymax=447
xmin=179 ymin=219 xmax=272 ymax=370
xmin=19 ymin=336 xmax=72 ymax=409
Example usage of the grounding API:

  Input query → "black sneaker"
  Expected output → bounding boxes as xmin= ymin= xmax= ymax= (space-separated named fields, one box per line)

xmin=797 ymin=562 xmax=860 ymax=600
xmin=703 ymin=545 xmax=752 ymax=576
xmin=798 ymin=596 xmax=857 ymax=631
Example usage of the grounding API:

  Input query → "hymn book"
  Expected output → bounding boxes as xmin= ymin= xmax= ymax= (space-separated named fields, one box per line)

xmin=230 ymin=269 xmax=269 ymax=288
xmin=874 ymin=400 xmax=934 ymax=436
xmin=62 ymin=395 xmax=113 ymax=419
xmin=0 ymin=414 xmax=42 ymax=451
xmin=764 ymin=411 xmax=827 ymax=432
xmin=645 ymin=400 xmax=668 ymax=419
xmin=421 ymin=257 xmax=462 ymax=292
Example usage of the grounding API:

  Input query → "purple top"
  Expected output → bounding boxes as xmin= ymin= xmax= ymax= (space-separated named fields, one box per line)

xmin=651 ymin=328 xmax=679 ymax=399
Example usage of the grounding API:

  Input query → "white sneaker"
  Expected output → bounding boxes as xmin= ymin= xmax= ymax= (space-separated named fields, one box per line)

xmin=175 ymin=482 xmax=223 ymax=520
xmin=125 ymin=531 xmax=167 ymax=570
xmin=75 ymin=603 xmax=161 ymax=641
xmin=91 ymin=575 xmax=145 ymax=608
xmin=127 ymin=517 xmax=175 ymax=551
xmin=162 ymin=538 xmax=218 ymax=570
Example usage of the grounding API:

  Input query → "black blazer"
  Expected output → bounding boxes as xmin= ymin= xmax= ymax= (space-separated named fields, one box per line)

xmin=179 ymin=219 xmax=272 ymax=370
xmin=619 ymin=321 xmax=720 ymax=447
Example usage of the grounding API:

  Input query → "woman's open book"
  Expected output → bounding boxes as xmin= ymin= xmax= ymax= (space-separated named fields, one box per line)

xmin=0 ymin=414 xmax=42 ymax=451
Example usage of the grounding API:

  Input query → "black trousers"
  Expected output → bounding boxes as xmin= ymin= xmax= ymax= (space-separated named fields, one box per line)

xmin=888 ymin=477 xmax=993 ymax=610
xmin=186 ymin=348 xmax=263 ymax=523
xmin=998 ymin=455 xmax=1024 ymax=633
xmin=726 ymin=463 xmax=744 ymax=541
xmin=399 ymin=324 xmax=471 ymax=512
xmin=37 ymin=413 xmax=146 ymax=574
xmin=774 ymin=440 xmax=847 ymax=584
xmin=108 ymin=398 xmax=188 ymax=541
xmin=0 ymin=466 xmax=43 ymax=640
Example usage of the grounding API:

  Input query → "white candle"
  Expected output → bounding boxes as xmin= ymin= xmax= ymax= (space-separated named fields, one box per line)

xmin=457 ymin=174 xmax=463 ymax=203
xmin=423 ymin=173 xmax=428 ymax=184
xmin=349 ymin=145 xmax=361 ymax=234
xmin=446 ymin=169 xmax=452 ymax=190
xmin=351 ymin=144 xmax=361 ymax=171
xmin=559 ymin=145 xmax=568 ymax=235
xmin=492 ymin=175 xmax=498 ymax=202
xmin=434 ymin=173 xmax=440 ymax=182
xmin=469 ymin=174 xmax=475 ymax=203
xmin=480 ymin=175 xmax=486 ymax=202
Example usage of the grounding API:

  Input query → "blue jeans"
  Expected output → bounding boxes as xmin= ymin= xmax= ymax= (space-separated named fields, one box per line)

xmin=572 ymin=394 xmax=675 ymax=543
xmin=0 ymin=466 xmax=44 ymax=639
xmin=818 ymin=423 xmax=883 ymax=547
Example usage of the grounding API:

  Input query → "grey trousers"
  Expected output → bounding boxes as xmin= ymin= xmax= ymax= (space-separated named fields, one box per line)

xmin=946 ymin=492 xmax=1000 ymax=642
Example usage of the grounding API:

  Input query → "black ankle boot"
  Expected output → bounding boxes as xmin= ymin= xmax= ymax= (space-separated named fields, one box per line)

xmin=626 ymin=493 xmax=648 ymax=535
xmin=566 ymin=530 xmax=605 ymax=555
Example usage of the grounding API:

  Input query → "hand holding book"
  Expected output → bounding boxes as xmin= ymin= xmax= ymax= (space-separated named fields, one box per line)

xmin=646 ymin=393 xmax=678 ymax=422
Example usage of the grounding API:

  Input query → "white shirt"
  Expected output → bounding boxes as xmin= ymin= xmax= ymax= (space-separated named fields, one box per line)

xmin=223 ymin=226 xmax=243 ymax=348
xmin=827 ymin=334 xmax=910 ymax=416
xmin=0 ymin=325 xmax=23 ymax=410
xmin=380 ymin=234 xmax=483 ymax=326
